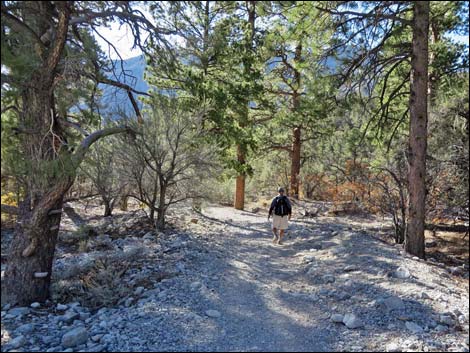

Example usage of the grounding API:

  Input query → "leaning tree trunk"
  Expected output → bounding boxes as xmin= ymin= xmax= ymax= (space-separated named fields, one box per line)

xmin=3 ymin=3 xmax=72 ymax=306
xmin=4 ymin=118 xmax=132 ymax=305
xmin=405 ymin=1 xmax=429 ymax=259
xmin=4 ymin=181 xmax=72 ymax=305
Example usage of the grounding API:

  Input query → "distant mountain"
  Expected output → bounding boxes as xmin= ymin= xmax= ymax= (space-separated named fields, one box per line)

xmin=97 ymin=52 xmax=339 ymax=120
xmin=99 ymin=55 xmax=148 ymax=120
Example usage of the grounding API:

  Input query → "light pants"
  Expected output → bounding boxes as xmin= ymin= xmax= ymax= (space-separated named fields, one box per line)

xmin=272 ymin=215 xmax=288 ymax=230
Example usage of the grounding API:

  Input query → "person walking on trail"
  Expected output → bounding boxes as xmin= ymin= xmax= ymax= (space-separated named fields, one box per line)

xmin=268 ymin=187 xmax=292 ymax=245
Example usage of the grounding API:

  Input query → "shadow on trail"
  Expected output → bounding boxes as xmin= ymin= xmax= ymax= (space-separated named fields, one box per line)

xmin=129 ymin=207 xmax=453 ymax=352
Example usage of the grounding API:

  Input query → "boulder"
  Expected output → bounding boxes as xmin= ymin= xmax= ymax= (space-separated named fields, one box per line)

xmin=405 ymin=321 xmax=423 ymax=334
xmin=205 ymin=309 xmax=221 ymax=318
xmin=61 ymin=327 xmax=88 ymax=348
xmin=343 ymin=313 xmax=364 ymax=329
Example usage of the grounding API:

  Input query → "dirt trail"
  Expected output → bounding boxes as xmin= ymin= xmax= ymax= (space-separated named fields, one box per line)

xmin=2 ymin=204 xmax=468 ymax=352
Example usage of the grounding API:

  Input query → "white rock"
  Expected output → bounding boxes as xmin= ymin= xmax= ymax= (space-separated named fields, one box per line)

xmin=8 ymin=335 xmax=26 ymax=349
xmin=303 ymin=255 xmax=316 ymax=263
xmin=205 ymin=309 xmax=221 ymax=318
xmin=190 ymin=281 xmax=202 ymax=291
xmin=383 ymin=296 xmax=405 ymax=311
xmin=331 ymin=314 xmax=344 ymax=323
xmin=386 ymin=343 xmax=401 ymax=352
xmin=143 ymin=232 xmax=155 ymax=240
xmin=125 ymin=297 xmax=134 ymax=307
xmin=8 ymin=307 xmax=30 ymax=317
xmin=343 ymin=313 xmax=363 ymax=329
xmin=420 ymin=292 xmax=432 ymax=300
xmin=344 ymin=265 xmax=359 ymax=272
xmin=62 ymin=327 xmax=88 ymax=348
xmin=309 ymin=294 xmax=319 ymax=302
xmin=59 ymin=311 xmax=80 ymax=324
xmin=134 ymin=287 xmax=145 ymax=296
xmin=439 ymin=315 xmax=454 ymax=326
xmin=91 ymin=334 xmax=103 ymax=343
xmin=434 ymin=324 xmax=448 ymax=332
xmin=405 ymin=321 xmax=423 ymax=334
xmin=30 ymin=302 xmax=41 ymax=309
xmin=395 ymin=267 xmax=411 ymax=279
xmin=17 ymin=323 xmax=34 ymax=334
xmin=57 ymin=304 xmax=68 ymax=311
xmin=307 ymin=266 xmax=317 ymax=275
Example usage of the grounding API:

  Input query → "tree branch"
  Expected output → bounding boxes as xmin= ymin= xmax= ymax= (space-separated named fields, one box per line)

xmin=73 ymin=126 xmax=135 ymax=165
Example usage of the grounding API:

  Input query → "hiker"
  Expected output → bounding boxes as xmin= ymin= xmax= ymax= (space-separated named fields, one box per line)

xmin=268 ymin=187 xmax=292 ymax=245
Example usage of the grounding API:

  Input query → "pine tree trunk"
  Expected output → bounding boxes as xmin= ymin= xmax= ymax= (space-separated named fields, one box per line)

xmin=289 ymin=43 xmax=302 ymax=200
xmin=290 ymin=127 xmax=301 ymax=199
xmin=234 ymin=1 xmax=256 ymax=211
xmin=234 ymin=144 xmax=246 ymax=210
xmin=405 ymin=1 xmax=429 ymax=259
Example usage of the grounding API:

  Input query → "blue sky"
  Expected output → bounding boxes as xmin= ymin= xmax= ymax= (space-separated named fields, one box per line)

xmin=95 ymin=11 xmax=469 ymax=60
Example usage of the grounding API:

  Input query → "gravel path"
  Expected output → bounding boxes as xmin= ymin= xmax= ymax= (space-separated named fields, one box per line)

xmin=1 ymin=205 xmax=469 ymax=352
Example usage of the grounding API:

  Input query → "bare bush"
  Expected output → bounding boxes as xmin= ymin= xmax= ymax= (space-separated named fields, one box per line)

xmin=118 ymin=95 xmax=218 ymax=229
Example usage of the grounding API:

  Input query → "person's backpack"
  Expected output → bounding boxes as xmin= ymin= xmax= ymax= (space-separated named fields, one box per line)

xmin=274 ymin=196 xmax=290 ymax=216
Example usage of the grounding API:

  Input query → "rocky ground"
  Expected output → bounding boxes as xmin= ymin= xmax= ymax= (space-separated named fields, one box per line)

xmin=1 ymin=201 xmax=469 ymax=352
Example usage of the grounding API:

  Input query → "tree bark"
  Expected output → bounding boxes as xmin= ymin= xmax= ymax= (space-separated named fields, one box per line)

xmin=290 ymin=127 xmax=301 ymax=199
xmin=103 ymin=199 xmax=112 ymax=217
xmin=289 ymin=42 xmax=302 ymax=200
xmin=234 ymin=144 xmax=246 ymax=210
xmin=234 ymin=1 xmax=256 ymax=211
xmin=156 ymin=184 xmax=167 ymax=230
xmin=4 ymin=125 xmax=133 ymax=305
xmin=119 ymin=195 xmax=129 ymax=211
xmin=4 ymin=181 xmax=71 ymax=305
xmin=405 ymin=1 xmax=429 ymax=259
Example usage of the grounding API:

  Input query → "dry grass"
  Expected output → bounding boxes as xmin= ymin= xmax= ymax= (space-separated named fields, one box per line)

xmin=52 ymin=255 xmax=132 ymax=310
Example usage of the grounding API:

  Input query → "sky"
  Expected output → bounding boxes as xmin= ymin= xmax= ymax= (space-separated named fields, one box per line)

xmin=94 ymin=12 xmax=470 ymax=61
xmin=94 ymin=22 xmax=143 ymax=60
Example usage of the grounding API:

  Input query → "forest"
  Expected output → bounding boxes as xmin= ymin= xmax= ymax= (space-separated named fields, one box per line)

xmin=1 ymin=1 xmax=469 ymax=352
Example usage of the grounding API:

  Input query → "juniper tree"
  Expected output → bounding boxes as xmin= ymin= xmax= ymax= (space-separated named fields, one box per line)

xmin=1 ymin=1 xmax=171 ymax=305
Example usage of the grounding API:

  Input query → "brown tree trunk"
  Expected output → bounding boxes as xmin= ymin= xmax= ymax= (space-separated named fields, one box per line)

xmin=4 ymin=180 xmax=71 ymax=305
xmin=149 ymin=207 xmax=155 ymax=223
xmin=156 ymin=183 xmax=166 ymax=230
xmin=428 ymin=20 xmax=440 ymax=103
xmin=290 ymin=127 xmax=301 ymax=199
xmin=234 ymin=144 xmax=246 ymax=210
xmin=4 ymin=95 xmax=131 ymax=305
xmin=103 ymin=199 xmax=112 ymax=217
xmin=234 ymin=1 xmax=256 ymax=211
xmin=405 ymin=1 xmax=430 ymax=259
xmin=119 ymin=195 xmax=129 ymax=211
xmin=2 ymin=2 xmax=135 ymax=305
xmin=289 ymin=42 xmax=302 ymax=200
